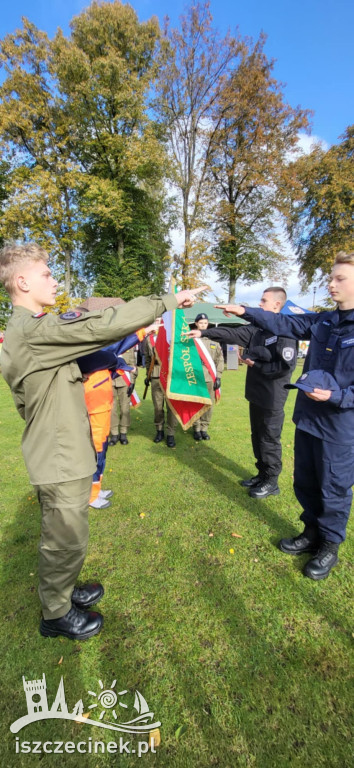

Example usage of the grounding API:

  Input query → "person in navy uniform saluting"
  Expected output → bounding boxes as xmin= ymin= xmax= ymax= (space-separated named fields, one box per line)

xmin=213 ymin=252 xmax=354 ymax=580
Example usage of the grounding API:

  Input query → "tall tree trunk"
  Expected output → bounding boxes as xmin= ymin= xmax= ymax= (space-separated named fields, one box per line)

xmin=117 ymin=234 xmax=124 ymax=266
xmin=181 ymin=190 xmax=191 ymax=288
xmin=64 ymin=247 xmax=71 ymax=295
xmin=228 ymin=274 xmax=236 ymax=302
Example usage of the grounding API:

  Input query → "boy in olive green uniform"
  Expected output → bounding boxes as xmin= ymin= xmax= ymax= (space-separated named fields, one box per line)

xmin=0 ymin=243 xmax=199 ymax=640
xmin=109 ymin=346 xmax=138 ymax=445
xmin=145 ymin=334 xmax=178 ymax=447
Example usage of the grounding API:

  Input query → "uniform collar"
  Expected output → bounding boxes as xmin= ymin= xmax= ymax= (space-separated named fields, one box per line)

xmin=325 ymin=308 xmax=354 ymax=325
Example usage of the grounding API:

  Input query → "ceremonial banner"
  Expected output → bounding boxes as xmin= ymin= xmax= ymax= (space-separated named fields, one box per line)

xmin=155 ymin=301 xmax=211 ymax=429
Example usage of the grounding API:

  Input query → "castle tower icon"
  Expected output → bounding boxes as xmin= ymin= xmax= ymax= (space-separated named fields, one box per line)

xmin=22 ymin=674 xmax=48 ymax=716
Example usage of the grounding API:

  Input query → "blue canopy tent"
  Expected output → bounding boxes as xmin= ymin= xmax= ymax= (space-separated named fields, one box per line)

xmin=281 ymin=299 xmax=315 ymax=316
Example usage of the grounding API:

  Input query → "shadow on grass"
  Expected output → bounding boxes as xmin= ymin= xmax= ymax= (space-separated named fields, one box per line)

xmin=166 ymin=441 xmax=353 ymax=636
xmin=170 ymin=441 xmax=300 ymax=538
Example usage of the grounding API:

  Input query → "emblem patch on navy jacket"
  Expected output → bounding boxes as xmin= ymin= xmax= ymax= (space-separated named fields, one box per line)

xmin=265 ymin=336 xmax=277 ymax=346
xmin=341 ymin=337 xmax=354 ymax=347
xmin=282 ymin=347 xmax=295 ymax=361
xmin=59 ymin=311 xmax=82 ymax=321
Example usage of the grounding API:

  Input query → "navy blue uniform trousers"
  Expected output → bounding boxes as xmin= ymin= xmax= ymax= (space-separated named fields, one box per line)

xmin=249 ymin=403 xmax=285 ymax=481
xmin=294 ymin=428 xmax=354 ymax=543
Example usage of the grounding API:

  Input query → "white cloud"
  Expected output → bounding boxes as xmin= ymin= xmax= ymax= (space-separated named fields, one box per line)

xmin=296 ymin=132 xmax=329 ymax=154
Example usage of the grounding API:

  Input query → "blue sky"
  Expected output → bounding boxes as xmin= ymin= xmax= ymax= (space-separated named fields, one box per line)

xmin=1 ymin=1 xmax=353 ymax=304
xmin=1 ymin=0 xmax=352 ymax=147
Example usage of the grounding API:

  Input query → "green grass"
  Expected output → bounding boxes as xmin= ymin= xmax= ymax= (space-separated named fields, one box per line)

xmin=0 ymin=365 xmax=353 ymax=767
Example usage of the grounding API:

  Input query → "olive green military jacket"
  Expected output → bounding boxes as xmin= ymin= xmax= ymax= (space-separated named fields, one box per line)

xmin=1 ymin=295 xmax=177 ymax=484
xmin=198 ymin=337 xmax=224 ymax=383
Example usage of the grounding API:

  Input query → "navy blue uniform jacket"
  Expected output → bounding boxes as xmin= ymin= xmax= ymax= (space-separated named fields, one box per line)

xmin=202 ymin=325 xmax=297 ymax=409
xmin=242 ymin=307 xmax=354 ymax=445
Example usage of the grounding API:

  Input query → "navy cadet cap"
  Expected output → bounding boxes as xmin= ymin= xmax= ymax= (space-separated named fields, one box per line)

xmin=285 ymin=369 xmax=340 ymax=393
xmin=195 ymin=313 xmax=208 ymax=322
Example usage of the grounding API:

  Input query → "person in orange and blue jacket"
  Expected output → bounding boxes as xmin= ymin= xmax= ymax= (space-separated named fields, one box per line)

xmin=78 ymin=326 xmax=157 ymax=509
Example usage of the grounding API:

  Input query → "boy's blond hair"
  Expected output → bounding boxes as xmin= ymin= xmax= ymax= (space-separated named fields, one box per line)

xmin=334 ymin=251 xmax=354 ymax=267
xmin=0 ymin=242 xmax=49 ymax=296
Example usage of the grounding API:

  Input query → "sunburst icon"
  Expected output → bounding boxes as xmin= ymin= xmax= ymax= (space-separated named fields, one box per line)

xmin=87 ymin=680 xmax=128 ymax=721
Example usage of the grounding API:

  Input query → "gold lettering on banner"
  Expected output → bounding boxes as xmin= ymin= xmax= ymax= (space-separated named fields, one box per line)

xmin=180 ymin=320 xmax=191 ymax=344
xmin=180 ymin=347 xmax=197 ymax=386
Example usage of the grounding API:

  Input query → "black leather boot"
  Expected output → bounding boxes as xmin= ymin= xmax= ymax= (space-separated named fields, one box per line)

xmin=119 ymin=434 xmax=129 ymax=445
xmin=71 ymin=582 xmax=104 ymax=609
xmin=40 ymin=605 xmax=103 ymax=640
xmin=193 ymin=430 xmax=202 ymax=441
xmin=201 ymin=431 xmax=210 ymax=440
xmin=240 ymin=475 xmax=261 ymax=488
xmin=153 ymin=430 xmax=164 ymax=443
xmin=278 ymin=525 xmax=319 ymax=555
xmin=166 ymin=435 xmax=176 ymax=448
xmin=108 ymin=434 xmax=119 ymax=446
xmin=303 ymin=540 xmax=339 ymax=580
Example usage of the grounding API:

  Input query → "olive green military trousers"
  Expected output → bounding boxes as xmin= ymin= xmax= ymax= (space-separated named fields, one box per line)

xmin=110 ymin=385 xmax=132 ymax=436
xmin=193 ymin=381 xmax=215 ymax=431
xmin=151 ymin=378 xmax=178 ymax=435
xmin=35 ymin=476 xmax=92 ymax=620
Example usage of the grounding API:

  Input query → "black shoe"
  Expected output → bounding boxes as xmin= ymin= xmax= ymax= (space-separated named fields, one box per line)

xmin=153 ymin=430 xmax=164 ymax=443
xmin=108 ymin=435 xmax=119 ymax=446
xmin=201 ymin=431 xmax=210 ymax=440
xmin=278 ymin=525 xmax=320 ymax=555
xmin=303 ymin=541 xmax=339 ymax=580
xmin=194 ymin=430 xmax=202 ymax=441
xmin=119 ymin=434 xmax=129 ymax=445
xmin=71 ymin=582 xmax=104 ymax=609
xmin=166 ymin=435 xmax=176 ymax=448
xmin=249 ymin=480 xmax=280 ymax=499
xmin=40 ymin=605 xmax=103 ymax=640
xmin=240 ymin=475 xmax=261 ymax=488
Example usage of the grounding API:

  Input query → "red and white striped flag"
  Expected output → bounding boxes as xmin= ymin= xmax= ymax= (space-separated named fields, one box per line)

xmin=116 ymin=370 xmax=141 ymax=408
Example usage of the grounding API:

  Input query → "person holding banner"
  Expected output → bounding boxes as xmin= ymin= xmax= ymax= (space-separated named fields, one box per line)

xmin=192 ymin=313 xmax=224 ymax=441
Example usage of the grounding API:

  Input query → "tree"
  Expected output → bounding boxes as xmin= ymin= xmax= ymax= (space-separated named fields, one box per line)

xmin=287 ymin=126 xmax=354 ymax=287
xmin=0 ymin=158 xmax=12 ymax=326
xmin=207 ymin=35 xmax=310 ymax=300
xmin=0 ymin=3 xmax=170 ymax=297
xmin=156 ymin=2 xmax=244 ymax=287
xmin=82 ymin=186 xmax=172 ymax=298
xmin=52 ymin=1 xmax=170 ymax=295
xmin=0 ymin=20 xmax=82 ymax=293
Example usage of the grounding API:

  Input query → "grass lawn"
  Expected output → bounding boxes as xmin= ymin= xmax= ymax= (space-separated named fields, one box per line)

xmin=0 ymin=364 xmax=353 ymax=767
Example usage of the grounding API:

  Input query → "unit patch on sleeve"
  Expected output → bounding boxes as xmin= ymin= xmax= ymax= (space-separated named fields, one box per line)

xmin=59 ymin=311 xmax=83 ymax=321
